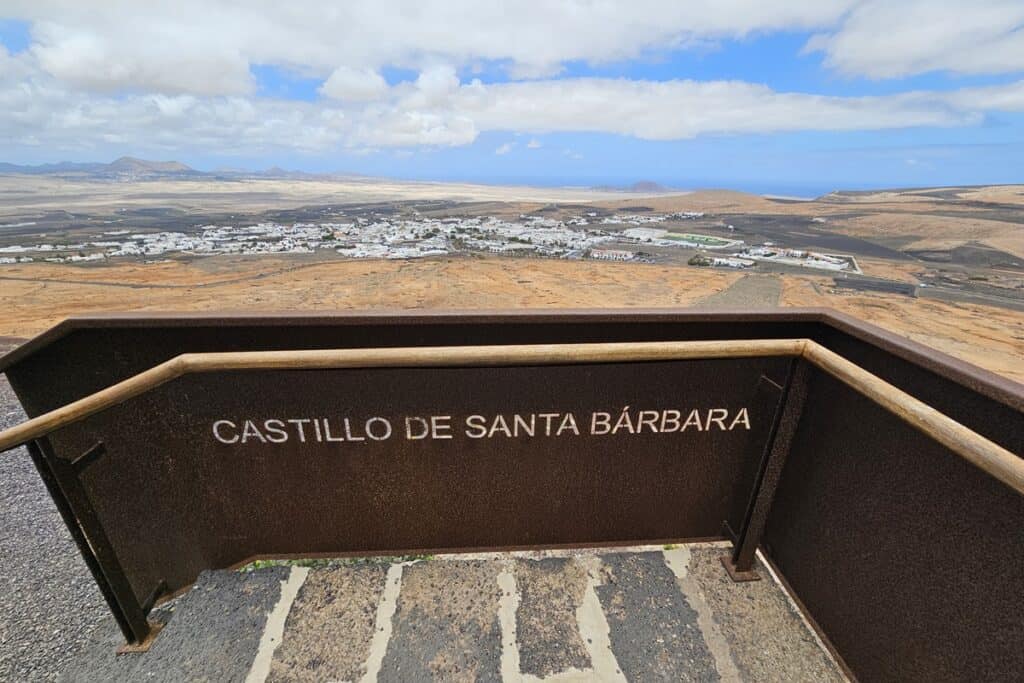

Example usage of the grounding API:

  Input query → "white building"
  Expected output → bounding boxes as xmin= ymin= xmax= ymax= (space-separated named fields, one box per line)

xmin=711 ymin=257 xmax=755 ymax=269
xmin=590 ymin=248 xmax=634 ymax=261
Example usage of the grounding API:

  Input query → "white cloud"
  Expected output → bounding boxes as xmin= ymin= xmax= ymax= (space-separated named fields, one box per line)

xmin=806 ymin=0 xmax=1024 ymax=78
xmin=409 ymin=65 xmax=461 ymax=106
xmin=939 ymin=79 xmax=1024 ymax=111
xmin=3 ymin=50 xmax=1024 ymax=157
xmin=495 ymin=142 xmax=514 ymax=155
xmin=5 ymin=1 xmax=856 ymax=95
xmin=352 ymin=110 xmax=477 ymax=148
xmin=320 ymin=67 xmax=388 ymax=102
xmin=28 ymin=15 xmax=256 ymax=95
xmin=443 ymin=78 xmax=989 ymax=139
xmin=1 ymin=1 xmax=1023 ymax=158
xmin=3 ymin=1 xmax=1020 ymax=101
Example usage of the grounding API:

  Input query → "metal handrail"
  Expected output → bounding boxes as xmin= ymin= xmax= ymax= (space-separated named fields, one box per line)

xmin=1 ymin=338 xmax=1021 ymax=495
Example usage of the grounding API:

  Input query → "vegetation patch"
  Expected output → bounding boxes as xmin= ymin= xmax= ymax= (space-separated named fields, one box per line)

xmin=666 ymin=233 xmax=732 ymax=246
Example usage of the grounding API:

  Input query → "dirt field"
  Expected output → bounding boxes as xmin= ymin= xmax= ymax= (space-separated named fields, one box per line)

xmin=1 ymin=256 xmax=1021 ymax=383
xmin=781 ymin=277 xmax=1024 ymax=381
xmin=0 ymin=256 xmax=740 ymax=338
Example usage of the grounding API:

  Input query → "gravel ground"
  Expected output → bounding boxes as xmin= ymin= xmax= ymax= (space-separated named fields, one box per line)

xmin=62 ymin=568 xmax=289 ymax=683
xmin=688 ymin=547 xmax=845 ymax=682
xmin=0 ymin=345 xmax=108 ymax=681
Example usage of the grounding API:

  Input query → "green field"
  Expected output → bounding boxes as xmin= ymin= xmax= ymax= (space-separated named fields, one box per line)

xmin=665 ymin=232 xmax=732 ymax=246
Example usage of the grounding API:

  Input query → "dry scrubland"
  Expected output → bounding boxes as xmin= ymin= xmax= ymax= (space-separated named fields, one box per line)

xmin=780 ymin=278 xmax=1024 ymax=382
xmin=1 ymin=255 xmax=1021 ymax=382
xmin=617 ymin=187 xmax=1024 ymax=259
xmin=0 ymin=256 xmax=739 ymax=338
xmin=0 ymin=177 xmax=1021 ymax=383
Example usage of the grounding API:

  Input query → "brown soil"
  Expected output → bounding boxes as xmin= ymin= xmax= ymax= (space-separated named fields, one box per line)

xmin=781 ymin=277 xmax=1024 ymax=382
xmin=2 ymin=256 xmax=1020 ymax=384
xmin=0 ymin=257 xmax=739 ymax=339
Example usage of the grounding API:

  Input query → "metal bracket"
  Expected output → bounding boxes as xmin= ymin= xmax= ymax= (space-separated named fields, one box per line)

xmin=116 ymin=622 xmax=164 ymax=655
xmin=724 ymin=358 xmax=811 ymax=580
xmin=70 ymin=441 xmax=106 ymax=471
xmin=720 ymin=555 xmax=761 ymax=582
xmin=28 ymin=439 xmax=154 ymax=647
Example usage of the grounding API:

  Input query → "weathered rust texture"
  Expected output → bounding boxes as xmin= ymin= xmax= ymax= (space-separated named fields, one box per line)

xmin=726 ymin=357 xmax=811 ymax=578
xmin=764 ymin=369 xmax=1024 ymax=682
xmin=0 ymin=309 xmax=1020 ymax=682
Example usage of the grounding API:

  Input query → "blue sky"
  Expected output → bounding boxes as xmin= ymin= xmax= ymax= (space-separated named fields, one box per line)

xmin=2 ymin=2 xmax=1023 ymax=195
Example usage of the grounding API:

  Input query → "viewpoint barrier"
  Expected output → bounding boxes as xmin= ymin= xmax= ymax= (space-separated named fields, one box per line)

xmin=0 ymin=309 xmax=1021 ymax=682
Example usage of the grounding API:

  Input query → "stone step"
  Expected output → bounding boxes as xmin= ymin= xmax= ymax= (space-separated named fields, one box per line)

xmin=61 ymin=544 xmax=847 ymax=682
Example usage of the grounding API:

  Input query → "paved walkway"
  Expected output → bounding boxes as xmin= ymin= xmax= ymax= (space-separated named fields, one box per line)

xmin=695 ymin=274 xmax=782 ymax=309
xmin=62 ymin=544 xmax=846 ymax=682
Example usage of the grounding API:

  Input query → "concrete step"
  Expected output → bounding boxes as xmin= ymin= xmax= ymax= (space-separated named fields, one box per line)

xmin=61 ymin=543 xmax=847 ymax=682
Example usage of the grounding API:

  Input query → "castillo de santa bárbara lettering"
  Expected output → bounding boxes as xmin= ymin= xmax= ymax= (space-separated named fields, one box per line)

xmin=211 ymin=407 xmax=751 ymax=445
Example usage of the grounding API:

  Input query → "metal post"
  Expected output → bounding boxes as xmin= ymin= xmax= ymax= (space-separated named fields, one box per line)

xmin=28 ymin=438 xmax=155 ymax=647
xmin=723 ymin=358 xmax=811 ymax=581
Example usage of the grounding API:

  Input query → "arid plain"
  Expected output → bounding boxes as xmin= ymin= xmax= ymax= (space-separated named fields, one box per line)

xmin=0 ymin=175 xmax=1021 ymax=382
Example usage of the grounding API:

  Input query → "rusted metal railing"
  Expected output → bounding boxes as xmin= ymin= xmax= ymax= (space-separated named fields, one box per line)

xmin=0 ymin=338 xmax=1021 ymax=494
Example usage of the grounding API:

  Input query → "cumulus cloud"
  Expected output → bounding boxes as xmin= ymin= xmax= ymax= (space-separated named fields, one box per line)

xmin=938 ymin=79 xmax=1024 ymax=111
xmin=1 ymin=1 xmax=1023 ymax=158
xmin=3 ymin=1 xmax=1020 ymax=98
xmin=805 ymin=0 xmax=1024 ymax=78
xmin=0 ymin=45 xmax=33 ymax=83
xmin=444 ymin=78 xmax=990 ymax=139
xmin=527 ymin=138 xmax=543 ymax=149
xmin=27 ymin=14 xmax=256 ymax=95
xmin=3 ymin=49 xmax=1024 ymax=156
xmin=409 ymin=65 xmax=461 ymax=106
xmin=351 ymin=110 xmax=477 ymax=148
xmin=320 ymin=67 xmax=389 ymax=102
xmin=5 ymin=1 xmax=855 ymax=94
xmin=495 ymin=142 xmax=514 ymax=155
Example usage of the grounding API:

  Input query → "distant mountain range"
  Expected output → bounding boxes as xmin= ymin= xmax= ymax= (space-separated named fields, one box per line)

xmin=591 ymin=180 xmax=674 ymax=193
xmin=0 ymin=159 xmax=677 ymax=192
xmin=0 ymin=157 xmax=378 ymax=182
xmin=0 ymin=156 xmax=198 ymax=177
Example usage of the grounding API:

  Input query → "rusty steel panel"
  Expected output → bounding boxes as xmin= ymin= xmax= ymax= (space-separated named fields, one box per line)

xmin=2 ymin=309 xmax=1022 ymax=679
xmin=728 ymin=358 xmax=810 ymax=578
xmin=38 ymin=358 xmax=786 ymax=619
xmin=1 ymin=311 xmax=822 ymax=419
xmin=2 ymin=309 xmax=1019 ymax=444
xmin=763 ymin=369 xmax=1024 ymax=683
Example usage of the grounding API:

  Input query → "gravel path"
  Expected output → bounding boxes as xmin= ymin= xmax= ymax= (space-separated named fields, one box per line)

xmin=0 ymin=344 xmax=108 ymax=681
xmin=695 ymin=273 xmax=782 ymax=309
